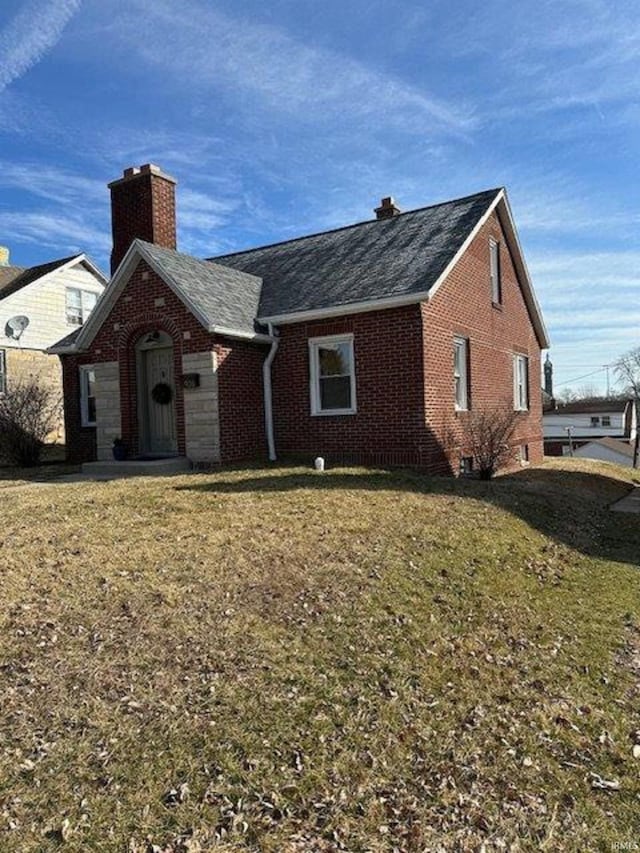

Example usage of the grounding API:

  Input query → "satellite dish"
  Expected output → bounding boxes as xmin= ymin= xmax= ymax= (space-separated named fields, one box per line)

xmin=5 ymin=315 xmax=30 ymax=341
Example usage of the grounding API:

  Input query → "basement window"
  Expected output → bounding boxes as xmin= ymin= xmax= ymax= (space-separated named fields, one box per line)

xmin=0 ymin=349 xmax=6 ymax=394
xmin=309 ymin=334 xmax=356 ymax=415
xmin=79 ymin=365 xmax=96 ymax=426
xmin=66 ymin=288 xmax=98 ymax=326
xmin=460 ymin=456 xmax=474 ymax=475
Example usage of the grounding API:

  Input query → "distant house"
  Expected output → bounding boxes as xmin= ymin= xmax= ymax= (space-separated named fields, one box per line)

xmin=53 ymin=163 xmax=549 ymax=474
xmin=0 ymin=249 xmax=106 ymax=439
xmin=544 ymin=398 xmax=638 ymax=456
xmin=574 ymin=436 xmax=636 ymax=467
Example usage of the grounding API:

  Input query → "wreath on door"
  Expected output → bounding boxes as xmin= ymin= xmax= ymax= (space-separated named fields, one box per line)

xmin=151 ymin=382 xmax=173 ymax=405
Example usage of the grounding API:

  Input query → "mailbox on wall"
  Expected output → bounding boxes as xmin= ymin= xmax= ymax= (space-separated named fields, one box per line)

xmin=183 ymin=373 xmax=200 ymax=389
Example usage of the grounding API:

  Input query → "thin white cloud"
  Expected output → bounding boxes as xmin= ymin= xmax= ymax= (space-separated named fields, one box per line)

xmin=107 ymin=0 xmax=475 ymax=137
xmin=0 ymin=0 xmax=82 ymax=94
xmin=0 ymin=160 xmax=104 ymax=204
xmin=0 ymin=210 xmax=110 ymax=257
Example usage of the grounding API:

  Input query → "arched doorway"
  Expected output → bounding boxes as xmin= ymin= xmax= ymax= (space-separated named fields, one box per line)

xmin=135 ymin=330 xmax=178 ymax=456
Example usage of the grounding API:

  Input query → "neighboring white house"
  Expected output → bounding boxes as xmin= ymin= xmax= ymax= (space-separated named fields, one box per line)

xmin=0 ymin=249 xmax=106 ymax=438
xmin=574 ymin=437 xmax=636 ymax=468
xmin=543 ymin=398 xmax=637 ymax=456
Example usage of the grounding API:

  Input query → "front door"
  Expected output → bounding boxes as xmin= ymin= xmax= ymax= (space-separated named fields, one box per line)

xmin=138 ymin=333 xmax=178 ymax=456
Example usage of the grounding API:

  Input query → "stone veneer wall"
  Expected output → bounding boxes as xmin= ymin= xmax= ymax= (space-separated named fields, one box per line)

xmin=182 ymin=350 xmax=220 ymax=463
xmin=94 ymin=361 xmax=121 ymax=461
xmin=5 ymin=348 xmax=64 ymax=442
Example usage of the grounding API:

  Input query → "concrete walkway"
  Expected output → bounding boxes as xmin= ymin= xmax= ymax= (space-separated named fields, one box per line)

xmin=611 ymin=486 xmax=640 ymax=513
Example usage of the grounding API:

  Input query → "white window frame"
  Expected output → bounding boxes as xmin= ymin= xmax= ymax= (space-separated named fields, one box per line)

xmin=454 ymin=336 xmax=469 ymax=411
xmin=79 ymin=365 xmax=97 ymax=427
xmin=66 ymin=288 xmax=98 ymax=326
xmin=601 ymin=415 xmax=611 ymax=427
xmin=490 ymin=238 xmax=501 ymax=304
xmin=513 ymin=353 xmax=529 ymax=411
xmin=0 ymin=349 xmax=6 ymax=395
xmin=309 ymin=334 xmax=356 ymax=416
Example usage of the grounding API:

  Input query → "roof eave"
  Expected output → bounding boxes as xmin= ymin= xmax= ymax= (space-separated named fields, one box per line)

xmin=257 ymin=289 xmax=432 ymax=326
xmin=496 ymin=193 xmax=550 ymax=349
xmin=209 ymin=323 xmax=274 ymax=343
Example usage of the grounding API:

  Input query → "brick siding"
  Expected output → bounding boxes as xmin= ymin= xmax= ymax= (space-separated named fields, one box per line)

xmin=61 ymin=260 xmax=267 ymax=465
xmin=61 ymin=209 xmax=544 ymax=474
xmin=421 ymin=210 xmax=544 ymax=472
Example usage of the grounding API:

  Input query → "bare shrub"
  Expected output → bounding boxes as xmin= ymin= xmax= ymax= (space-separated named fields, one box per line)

xmin=0 ymin=379 xmax=61 ymax=467
xmin=460 ymin=403 xmax=520 ymax=480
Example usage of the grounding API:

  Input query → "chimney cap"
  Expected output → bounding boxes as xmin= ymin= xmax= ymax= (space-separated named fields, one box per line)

xmin=374 ymin=196 xmax=401 ymax=220
xmin=108 ymin=163 xmax=177 ymax=189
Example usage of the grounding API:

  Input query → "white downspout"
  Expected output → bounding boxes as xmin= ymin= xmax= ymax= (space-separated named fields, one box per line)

xmin=263 ymin=322 xmax=279 ymax=461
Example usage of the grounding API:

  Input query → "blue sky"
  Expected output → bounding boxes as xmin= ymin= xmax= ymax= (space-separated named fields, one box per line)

xmin=1 ymin=0 xmax=638 ymax=395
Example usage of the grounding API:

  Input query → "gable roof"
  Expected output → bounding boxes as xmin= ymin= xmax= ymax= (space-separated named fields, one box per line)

xmin=55 ymin=186 xmax=550 ymax=353
xmin=210 ymin=187 xmax=549 ymax=347
xmin=53 ymin=239 xmax=269 ymax=353
xmin=0 ymin=254 xmax=107 ymax=302
xmin=140 ymin=241 xmax=263 ymax=336
xmin=550 ymin=399 xmax=630 ymax=415
xmin=0 ymin=265 xmax=26 ymax=293
xmin=213 ymin=189 xmax=500 ymax=319
xmin=581 ymin=437 xmax=635 ymax=459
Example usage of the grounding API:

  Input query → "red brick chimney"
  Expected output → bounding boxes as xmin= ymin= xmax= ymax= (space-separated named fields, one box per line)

xmin=108 ymin=164 xmax=177 ymax=274
xmin=374 ymin=196 xmax=401 ymax=220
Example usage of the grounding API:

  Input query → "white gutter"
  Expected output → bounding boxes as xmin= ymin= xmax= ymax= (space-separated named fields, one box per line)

xmin=262 ymin=322 xmax=279 ymax=461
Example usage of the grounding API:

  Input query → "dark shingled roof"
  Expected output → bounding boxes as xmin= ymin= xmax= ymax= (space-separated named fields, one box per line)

xmin=0 ymin=255 xmax=79 ymax=300
xmin=138 ymin=241 xmax=263 ymax=335
xmin=50 ymin=328 xmax=83 ymax=351
xmin=553 ymin=399 xmax=630 ymax=415
xmin=211 ymin=188 xmax=501 ymax=319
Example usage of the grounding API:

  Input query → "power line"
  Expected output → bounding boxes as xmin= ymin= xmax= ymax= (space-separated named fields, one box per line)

xmin=553 ymin=365 xmax=610 ymax=389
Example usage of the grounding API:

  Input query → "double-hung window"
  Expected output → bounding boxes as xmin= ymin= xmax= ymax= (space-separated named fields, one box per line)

xmin=66 ymin=288 xmax=98 ymax=326
xmin=454 ymin=337 xmax=469 ymax=410
xmin=490 ymin=239 xmax=501 ymax=304
xmin=513 ymin=354 xmax=529 ymax=411
xmin=309 ymin=334 xmax=356 ymax=415
xmin=79 ymin=365 xmax=97 ymax=426
xmin=590 ymin=416 xmax=600 ymax=427
xmin=0 ymin=349 xmax=6 ymax=395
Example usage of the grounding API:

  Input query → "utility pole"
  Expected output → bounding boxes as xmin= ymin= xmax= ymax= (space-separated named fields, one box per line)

xmin=604 ymin=364 xmax=610 ymax=397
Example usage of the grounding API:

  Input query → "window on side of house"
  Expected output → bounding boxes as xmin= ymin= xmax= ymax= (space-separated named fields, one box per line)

xmin=590 ymin=416 xmax=600 ymax=427
xmin=309 ymin=335 xmax=356 ymax=415
xmin=454 ymin=336 xmax=469 ymax=411
xmin=66 ymin=288 xmax=98 ymax=326
xmin=602 ymin=415 xmax=611 ymax=427
xmin=0 ymin=349 xmax=6 ymax=394
xmin=513 ymin=353 xmax=529 ymax=411
xmin=490 ymin=238 xmax=501 ymax=304
xmin=80 ymin=365 xmax=97 ymax=426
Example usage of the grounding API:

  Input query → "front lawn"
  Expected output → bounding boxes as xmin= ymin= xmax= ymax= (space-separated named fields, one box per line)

xmin=0 ymin=460 xmax=639 ymax=851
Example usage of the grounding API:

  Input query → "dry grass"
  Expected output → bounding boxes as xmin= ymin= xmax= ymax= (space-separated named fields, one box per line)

xmin=0 ymin=459 xmax=639 ymax=851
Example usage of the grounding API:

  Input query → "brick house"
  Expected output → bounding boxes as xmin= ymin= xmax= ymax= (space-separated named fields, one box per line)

xmin=0 ymin=249 xmax=106 ymax=439
xmin=53 ymin=163 xmax=549 ymax=474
